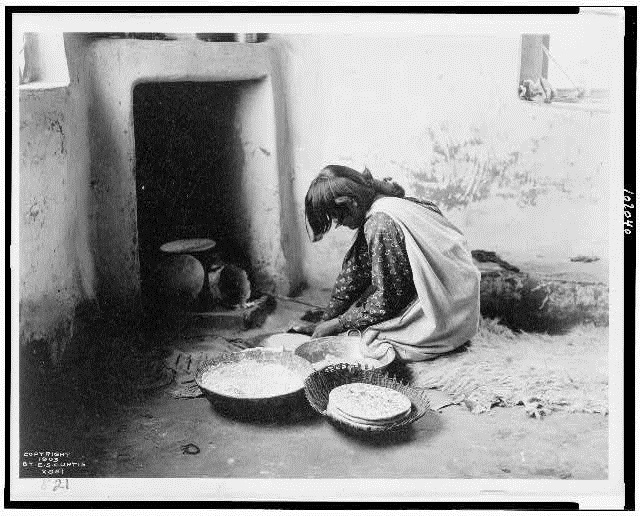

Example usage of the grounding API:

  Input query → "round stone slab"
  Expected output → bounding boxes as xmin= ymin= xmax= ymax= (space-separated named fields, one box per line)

xmin=327 ymin=382 xmax=412 ymax=423
xmin=160 ymin=238 xmax=216 ymax=254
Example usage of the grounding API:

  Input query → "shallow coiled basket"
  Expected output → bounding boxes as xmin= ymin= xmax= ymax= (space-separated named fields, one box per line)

xmin=195 ymin=348 xmax=314 ymax=421
xmin=303 ymin=363 xmax=432 ymax=436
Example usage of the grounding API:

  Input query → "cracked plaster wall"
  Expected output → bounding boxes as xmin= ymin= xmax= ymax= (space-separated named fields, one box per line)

xmin=272 ymin=34 xmax=614 ymax=288
xmin=19 ymin=34 xmax=96 ymax=362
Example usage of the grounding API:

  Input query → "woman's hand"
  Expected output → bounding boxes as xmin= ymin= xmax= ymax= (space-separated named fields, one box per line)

xmin=288 ymin=322 xmax=317 ymax=336
xmin=311 ymin=318 xmax=343 ymax=338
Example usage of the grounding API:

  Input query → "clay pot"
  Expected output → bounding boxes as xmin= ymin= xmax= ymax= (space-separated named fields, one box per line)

xmin=209 ymin=264 xmax=251 ymax=308
xmin=156 ymin=254 xmax=204 ymax=306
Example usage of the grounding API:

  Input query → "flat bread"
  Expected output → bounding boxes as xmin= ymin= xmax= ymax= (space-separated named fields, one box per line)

xmin=326 ymin=383 xmax=412 ymax=423
xmin=328 ymin=403 xmax=411 ymax=428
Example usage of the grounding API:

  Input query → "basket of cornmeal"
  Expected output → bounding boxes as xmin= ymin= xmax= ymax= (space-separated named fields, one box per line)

xmin=303 ymin=363 xmax=432 ymax=435
xmin=195 ymin=348 xmax=315 ymax=418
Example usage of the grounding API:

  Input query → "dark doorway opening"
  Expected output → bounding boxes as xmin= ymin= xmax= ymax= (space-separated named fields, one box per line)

xmin=133 ymin=81 xmax=251 ymax=307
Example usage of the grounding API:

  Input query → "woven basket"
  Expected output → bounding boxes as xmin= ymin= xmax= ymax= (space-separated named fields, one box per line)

xmin=195 ymin=348 xmax=314 ymax=420
xmin=304 ymin=363 xmax=432 ymax=436
xmin=295 ymin=333 xmax=395 ymax=371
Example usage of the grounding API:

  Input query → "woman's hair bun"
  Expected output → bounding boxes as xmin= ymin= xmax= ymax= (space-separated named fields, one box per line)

xmin=363 ymin=166 xmax=405 ymax=197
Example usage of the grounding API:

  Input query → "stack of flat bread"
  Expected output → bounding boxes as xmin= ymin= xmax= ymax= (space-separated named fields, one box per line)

xmin=326 ymin=382 xmax=412 ymax=429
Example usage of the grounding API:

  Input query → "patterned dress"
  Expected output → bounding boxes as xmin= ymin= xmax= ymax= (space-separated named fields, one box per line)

xmin=323 ymin=198 xmax=442 ymax=331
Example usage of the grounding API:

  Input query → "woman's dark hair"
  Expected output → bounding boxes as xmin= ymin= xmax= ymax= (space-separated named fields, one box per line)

xmin=304 ymin=165 xmax=405 ymax=241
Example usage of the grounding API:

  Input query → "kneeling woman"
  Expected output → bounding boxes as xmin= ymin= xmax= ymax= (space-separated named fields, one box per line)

xmin=305 ymin=165 xmax=481 ymax=362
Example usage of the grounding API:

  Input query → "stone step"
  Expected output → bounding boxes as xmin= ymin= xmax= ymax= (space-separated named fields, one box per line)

xmin=182 ymin=295 xmax=276 ymax=331
xmin=477 ymin=265 xmax=608 ymax=332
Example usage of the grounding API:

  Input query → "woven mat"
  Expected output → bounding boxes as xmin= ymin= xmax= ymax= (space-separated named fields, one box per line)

xmin=162 ymin=321 xmax=609 ymax=416
xmin=407 ymin=319 xmax=608 ymax=416
xmin=164 ymin=336 xmax=250 ymax=399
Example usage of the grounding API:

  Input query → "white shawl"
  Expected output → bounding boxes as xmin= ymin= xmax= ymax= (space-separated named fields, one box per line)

xmin=359 ymin=196 xmax=481 ymax=362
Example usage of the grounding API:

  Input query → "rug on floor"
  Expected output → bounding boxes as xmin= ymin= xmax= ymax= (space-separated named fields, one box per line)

xmin=163 ymin=336 xmax=251 ymax=398
xmin=406 ymin=318 xmax=608 ymax=416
